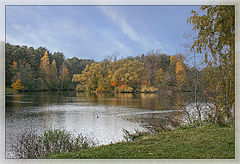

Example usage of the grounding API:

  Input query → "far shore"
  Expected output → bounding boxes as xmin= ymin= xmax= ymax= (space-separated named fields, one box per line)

xmin=6 ymin=87 xmax=194 ymax=95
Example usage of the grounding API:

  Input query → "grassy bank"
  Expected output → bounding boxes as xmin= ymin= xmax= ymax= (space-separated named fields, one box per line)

xmin=46 ymin=124 xmax=234 ymax=159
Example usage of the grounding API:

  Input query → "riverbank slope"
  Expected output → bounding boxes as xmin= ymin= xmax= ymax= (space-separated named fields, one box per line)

xmin=46 ymin=124 xmax=234 ymax=159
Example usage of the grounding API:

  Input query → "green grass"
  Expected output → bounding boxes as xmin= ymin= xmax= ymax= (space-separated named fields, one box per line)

xmin=45 ymin=124 xmax=235 ymax=159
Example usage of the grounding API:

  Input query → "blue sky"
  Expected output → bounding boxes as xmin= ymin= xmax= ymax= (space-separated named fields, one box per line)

xmin=6 ymin=6 xmax=200 ymax=61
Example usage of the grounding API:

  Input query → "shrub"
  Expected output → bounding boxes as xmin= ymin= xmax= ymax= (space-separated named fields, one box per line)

xmin=115 ymin=86 xmax=133 ymax=93
xmin=76 ymin=84 xmax=85 ymax=91
xmin=11 ymin=129 xmax=96 ymax=159
xmin=122 ymin=129 xmax=147 ymax=142
xmin=140 ymin=85 xmax=158 ymax=93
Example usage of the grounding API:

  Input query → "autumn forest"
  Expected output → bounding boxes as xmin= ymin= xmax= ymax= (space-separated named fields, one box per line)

xmin=6 ymin=43 xmax=193 ymax=93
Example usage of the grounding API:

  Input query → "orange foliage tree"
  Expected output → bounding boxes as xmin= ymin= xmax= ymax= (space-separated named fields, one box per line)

xmin=11 ymin=79 xmax=24 ymax=90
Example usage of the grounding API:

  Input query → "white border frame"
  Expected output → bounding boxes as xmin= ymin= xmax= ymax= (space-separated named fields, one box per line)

xmin=0 ymin=0 xmax=239 ymax=164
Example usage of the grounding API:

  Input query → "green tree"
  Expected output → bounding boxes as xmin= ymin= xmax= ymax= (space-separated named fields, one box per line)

xmin=155 ymin=68 xmax=165 ymax=88
xmin=10 ymin=61 xmax=22 ymax=85
xmin=52 ymin=52 xmax=65 ymax=73
xmin=5 ymin=43 xmax=14 ymax=86
xmin=20 ymin=63 xmax=35 ymax=90
xmin=59 ymin=62 xmax=70 ymax=90
xmin=141 ymin=53 xmax=170 ymax=86
xmin=49 ymin=59 xmax=59 ymax=89
xmin=67 ymin=57 xmax=94 ymax=77
xmin=169 ymin=56 xmax=177 ymax=87
xmin=28 ymin=47 xmax=41 ymax=79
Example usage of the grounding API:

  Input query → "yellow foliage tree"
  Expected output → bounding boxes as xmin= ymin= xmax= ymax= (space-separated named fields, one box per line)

xmin=11 ymin=79 xmax=24 ymax=90
xmin=107 ymin=70 xmax=112 ymax=78
xmin=176 ymin=58 xmax=186 ymax=89
xmin=188 ymin=5 xmax=235 ymax=122
xmin=170 ymin=56 xmax=176 ymax=66
xmin=40 ymin=51 xmax=51 ymax=87
xmin=112 ymin=59 xmax=146 ymax=91
xmin=74 ymin=63 xmax=104 ymax=92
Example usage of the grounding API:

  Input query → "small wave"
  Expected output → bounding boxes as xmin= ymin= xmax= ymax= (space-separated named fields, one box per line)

xmin=6 ymin=100 xmax=33 ymax=104
xmin=115 ymin=110 xmax=183 ymax=117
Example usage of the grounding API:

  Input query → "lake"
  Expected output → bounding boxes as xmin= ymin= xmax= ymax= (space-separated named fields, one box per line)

xmin=5 ymin=91 xmax=193 ymax=158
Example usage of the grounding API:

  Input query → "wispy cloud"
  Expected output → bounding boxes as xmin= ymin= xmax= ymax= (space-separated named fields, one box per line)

xmin=7 ymin=22 xmax=62 ymax=54
xmin=6 ymin=7 xmax=93 ymax=57
xmin=6 ymin=7 xmax=61 ymax=52
xmin=102 ymin=30 xmax=134 ymax=57
xmin=100 ymin=6 xmax=162 ymax=51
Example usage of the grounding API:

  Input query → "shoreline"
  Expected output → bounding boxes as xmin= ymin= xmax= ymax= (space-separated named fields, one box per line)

xmin=6 ymin=87 xmax=193 ymax=95
xmin=45 ymin=123 xmax=234 ymax=159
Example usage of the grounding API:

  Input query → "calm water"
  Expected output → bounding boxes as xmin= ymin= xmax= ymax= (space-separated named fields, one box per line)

xmin=5 ymin=91 xmax=192 ymax=158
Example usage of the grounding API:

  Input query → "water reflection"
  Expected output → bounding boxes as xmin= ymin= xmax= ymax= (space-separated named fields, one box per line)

xmin=75 ymin=92 xmax=193 ymax=111
xmin=6 ymin=91 xmax=194 ymax=158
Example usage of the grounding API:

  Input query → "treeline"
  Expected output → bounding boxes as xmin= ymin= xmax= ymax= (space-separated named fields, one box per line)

xmin=6 ymin=43 xmax=200 ymax=93
xmin=5 ymin=43 xmax=94 ymax=91
xmin=72 ymin=52 xmax=200 ymax=93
